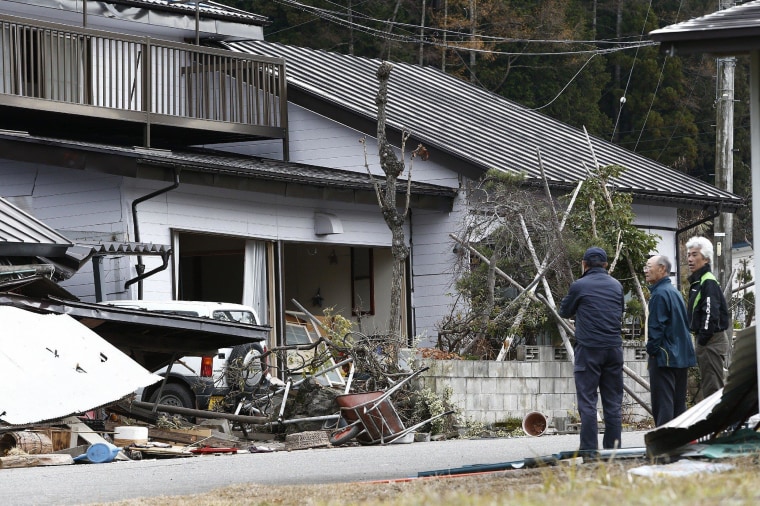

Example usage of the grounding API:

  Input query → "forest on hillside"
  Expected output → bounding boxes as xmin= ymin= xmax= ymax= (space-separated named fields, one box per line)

xmin=219 ymin=0 xmax=752 ymax=241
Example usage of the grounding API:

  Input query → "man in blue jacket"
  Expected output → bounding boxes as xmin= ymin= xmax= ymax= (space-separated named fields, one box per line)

xmin=644 ymin=255 xmax=696 ymax=426
xmin=559 ymin=247 xmax=625 ymax=451
xmin=685 ymin=236 xmax=730 ymax=400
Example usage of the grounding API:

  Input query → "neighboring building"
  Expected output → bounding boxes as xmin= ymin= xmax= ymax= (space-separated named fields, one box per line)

xmin=0 ymin=0 xmax=743 ymax=354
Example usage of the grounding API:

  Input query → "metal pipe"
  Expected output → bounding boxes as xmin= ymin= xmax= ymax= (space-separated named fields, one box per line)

xmin=131 ymin=400 xmax=269 ymax=424
xmin=130 ymin=171 xmax=180 ymax=298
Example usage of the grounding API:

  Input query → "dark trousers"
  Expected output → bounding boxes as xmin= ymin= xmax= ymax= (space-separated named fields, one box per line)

xmin=574 ymin=345 xmax=624 ymax=450
xmin=648 ymin=356 xmax=688 ymax=427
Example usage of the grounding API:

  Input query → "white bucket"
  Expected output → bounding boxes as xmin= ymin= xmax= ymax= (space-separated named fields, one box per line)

xmin=114 ymin=426 xmax=149 ymax=447
xmin=522 ymin=412 xmax=548 ymax=437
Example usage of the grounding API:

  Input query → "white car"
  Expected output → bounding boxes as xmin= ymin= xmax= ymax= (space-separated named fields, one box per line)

xmin=100 ymin=300 xmax=269 ymax=412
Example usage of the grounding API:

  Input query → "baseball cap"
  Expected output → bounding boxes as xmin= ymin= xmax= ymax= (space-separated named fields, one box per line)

xmin=583 ymin=247 xmax=608 ymax=263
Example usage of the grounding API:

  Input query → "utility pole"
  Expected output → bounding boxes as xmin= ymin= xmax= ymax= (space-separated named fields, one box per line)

xmin=419 ymin=0 xmax=426 ymax=66
xmin=714 ymin=0 xmax=736 ymax=290
xmin=469 ymin=0 xmax=476 ymax=82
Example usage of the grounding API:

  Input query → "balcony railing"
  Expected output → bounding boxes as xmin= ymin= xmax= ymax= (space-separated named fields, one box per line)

xmin=0 ymin=13 xmax=287 ymax=148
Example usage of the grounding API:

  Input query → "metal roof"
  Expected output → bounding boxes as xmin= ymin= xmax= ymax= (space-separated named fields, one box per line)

xmin=0 ymin=131 xmax=456 ymax=211
xmin=220 ymin=40 xmax=744 ymax=211
xmin=108 ymin=0 xmax=269 ymax=25
xmin=650 ymin=1 xmax=760 ymax=55
xmin=0 ymin=196 xmax=73 ymax=257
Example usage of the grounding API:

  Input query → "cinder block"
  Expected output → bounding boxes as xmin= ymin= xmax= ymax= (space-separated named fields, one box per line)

xmin=496 ymin=376 xmax=517 ymax=394
xmin=448 ymin=377 xmax=467 ymax=395
xmin=487 ymin=361 xmax=506 ymax=378
xmin=503 ymin=394 xmax=519 ymax=411
xmin=458 ymin=360 xmax=475 ymax=377
xmin=435 ymin=360 xmax=456 ymax=375
xmin=473 ymin=361 xmax=489 ymax=377
xmin=540 ymin=378 xmax=556 ymax=393
xmin=487 ymin=393 xmax=504 ymax=411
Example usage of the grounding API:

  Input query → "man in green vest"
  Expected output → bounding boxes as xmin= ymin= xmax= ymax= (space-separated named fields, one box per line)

xmin=685 ymin=236 xmax=730 ymax=400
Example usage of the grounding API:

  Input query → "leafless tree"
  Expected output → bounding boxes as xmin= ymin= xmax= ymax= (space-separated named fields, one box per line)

xmin=363 ymin=62 xmax=427 ymax=363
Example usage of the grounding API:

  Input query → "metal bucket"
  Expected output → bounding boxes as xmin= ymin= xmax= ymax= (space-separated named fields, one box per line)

xmin=522 ymin=411 xmax=548 ymax=437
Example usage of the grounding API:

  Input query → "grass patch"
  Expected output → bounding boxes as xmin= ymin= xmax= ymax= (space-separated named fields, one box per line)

xmin=96 ymin=455 xmax=760 ymax=505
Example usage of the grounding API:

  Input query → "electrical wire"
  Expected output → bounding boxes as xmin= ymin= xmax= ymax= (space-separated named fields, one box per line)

xmin=270 ymin=0 xmax=656 ymax=56
xmin=634 ymin=56 xmax=668 ymax=151
xmin=610 ymin=0 xmax=655 ymax=142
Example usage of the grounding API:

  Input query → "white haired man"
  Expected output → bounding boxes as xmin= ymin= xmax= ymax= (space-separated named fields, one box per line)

xmin=685 ymin=236 xmax=730 ymax=400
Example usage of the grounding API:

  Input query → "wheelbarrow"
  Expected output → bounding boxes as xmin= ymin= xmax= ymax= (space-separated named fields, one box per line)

xmin=328 ymin=367 xmax=455 ymax=446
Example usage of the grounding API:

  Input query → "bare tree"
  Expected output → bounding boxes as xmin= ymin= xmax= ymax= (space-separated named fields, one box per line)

xmin=363 ymin=62 xmax=427 ymax=362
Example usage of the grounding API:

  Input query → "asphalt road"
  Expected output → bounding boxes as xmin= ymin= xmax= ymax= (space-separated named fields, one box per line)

xmin=0 ymin=431 xmax=648 ymax=506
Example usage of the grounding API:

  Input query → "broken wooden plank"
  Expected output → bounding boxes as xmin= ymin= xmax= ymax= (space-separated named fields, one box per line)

xmin=147 ymin=427 xmax=212 ymax=445
xmin=0 ymin=453 xmax=74 ymax=469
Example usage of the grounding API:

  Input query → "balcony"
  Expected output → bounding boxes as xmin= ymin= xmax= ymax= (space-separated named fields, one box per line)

xmin=0 ymin=14 xmax=287 ymax=149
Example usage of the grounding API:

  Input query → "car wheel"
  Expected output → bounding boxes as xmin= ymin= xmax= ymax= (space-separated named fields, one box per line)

xmin=148 ymin=383 xmax=194 ymax=410
xmin=226 ymin=342 xmax=265 ymax=392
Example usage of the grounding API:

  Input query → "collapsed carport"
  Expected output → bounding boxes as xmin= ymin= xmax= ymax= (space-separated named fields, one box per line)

xmin=0 ymin=277 xmax=270 ymax=428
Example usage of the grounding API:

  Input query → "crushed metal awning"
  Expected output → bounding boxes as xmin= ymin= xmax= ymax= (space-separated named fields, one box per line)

xmin=645 ymin=326 xmax=758 ymax=458
xmin=65 ymin=242 xmax=172 ymax=271
xmin=0 ymin=289 xmax=270 ymax=372
xmin=0 ymin=305 xmax=162 ymax=426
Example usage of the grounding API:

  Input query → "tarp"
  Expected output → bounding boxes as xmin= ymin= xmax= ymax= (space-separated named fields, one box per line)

xmin=0 ymin=305 xmax=162 ymax=426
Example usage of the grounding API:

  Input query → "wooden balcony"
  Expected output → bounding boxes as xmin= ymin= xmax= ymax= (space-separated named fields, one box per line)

xmin=0 ymin=14 xmax=287 ymax=149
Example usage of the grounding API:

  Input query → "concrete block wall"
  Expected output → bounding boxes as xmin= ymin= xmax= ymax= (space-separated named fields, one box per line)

xmin=417 ymin=345 xmax=650 ymax=427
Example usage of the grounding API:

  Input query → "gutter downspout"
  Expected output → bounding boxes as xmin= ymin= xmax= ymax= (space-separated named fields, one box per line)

xmin=130 ymin=171 xmax=180 ymax=299
xmin=674 ymin=204 xmax=721 ymax=284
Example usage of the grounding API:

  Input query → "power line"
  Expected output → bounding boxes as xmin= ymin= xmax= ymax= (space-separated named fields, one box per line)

xmin=271 ymin=0 xmax=656 ymax=57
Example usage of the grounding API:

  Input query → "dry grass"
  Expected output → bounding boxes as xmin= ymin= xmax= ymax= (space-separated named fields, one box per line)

xmin=97 ymin=456 xmax=760 ymax=506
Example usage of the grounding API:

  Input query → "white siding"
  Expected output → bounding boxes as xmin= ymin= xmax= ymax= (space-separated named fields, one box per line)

xmin=632 ymin=202 xmax=678 ymax=263
xmin=121 ymin=178 xmax=402 ymax=300
xmin=411 ymin=194 xmax=468 ymax=346
xmin=211 ymin=103 xmax=461 ymax=188
xmin=0 ymin=161 xmax=127 ymax=300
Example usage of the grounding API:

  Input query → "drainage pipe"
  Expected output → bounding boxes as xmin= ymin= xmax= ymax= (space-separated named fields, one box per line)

xmin=130 ymin=171 xmax=180 ymax=299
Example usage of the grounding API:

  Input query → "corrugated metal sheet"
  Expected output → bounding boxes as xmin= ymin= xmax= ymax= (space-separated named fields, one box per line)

xmin=220 ymin=40 xmax=743 ymax=210
xmin=0 ymin=305 xmax=162 ymax=426
xmin=0 ymin=196 xmax=73 ymax=257
xmin=650 ymin=1 xmax=760 ymax=43
xmin=645 ymin=326 xmax=758 ymax=458
xmin=0 ymin=290 xmax=270 ymax=372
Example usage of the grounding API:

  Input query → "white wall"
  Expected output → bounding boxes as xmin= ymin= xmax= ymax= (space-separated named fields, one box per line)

xmin=632 ymin=202 xmax=678 ymax=263
xmin=0 ymin=160 xmax=128 ymax=299
xmin=210 ymin=103 xmax=461 ymax=188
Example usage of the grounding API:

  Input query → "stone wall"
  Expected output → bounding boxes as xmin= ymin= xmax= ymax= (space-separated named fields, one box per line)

xmin=417 ymin=344 xmax=650 ymax=427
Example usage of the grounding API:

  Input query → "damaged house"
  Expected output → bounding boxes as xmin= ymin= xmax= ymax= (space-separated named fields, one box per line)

xmin=0 ymin=1 xmax=744 ymax=423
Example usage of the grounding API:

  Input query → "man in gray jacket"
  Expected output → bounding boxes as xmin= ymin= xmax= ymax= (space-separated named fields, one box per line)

xmin=644 ymin=255 xmax=696 ymax=426
xmin=559 ymin=247 xmax=625 ymax=451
